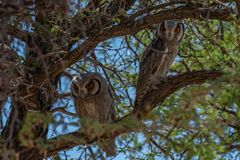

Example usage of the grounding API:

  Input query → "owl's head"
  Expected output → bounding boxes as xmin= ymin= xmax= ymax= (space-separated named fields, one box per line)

xmin=157 ymin=20 xmax=184 ymax=43
xmin=71 ymin=72 xmax=107 ymax=99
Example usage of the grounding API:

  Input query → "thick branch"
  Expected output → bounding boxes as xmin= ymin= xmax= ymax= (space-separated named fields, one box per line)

xmin=42 ymin=70 xmax=222 ymax=156
xmin=86 ymin=0 xmax=101 ymax=10
xmin=133 ymin=70 xmax=223 ymax=117
xmin=50 ymin=5 xmax=234 ymax=76
xmin=69 ymin=0 xmax=136 ymax=47
xmin=0 ymin=1 xmax=33 ymax=16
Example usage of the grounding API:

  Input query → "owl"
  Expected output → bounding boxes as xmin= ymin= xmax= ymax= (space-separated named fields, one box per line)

xmin=71 ymin=72 xmax=116 ymax=156
xmin=135 ymin=20 xmax=184 ymax=107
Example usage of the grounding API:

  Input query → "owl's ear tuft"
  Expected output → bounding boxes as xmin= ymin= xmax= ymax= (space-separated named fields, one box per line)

xmin=156 ymin=22 xmax=164 ymax=36
xmin=71 ymin=82 xmax=79 ymax=98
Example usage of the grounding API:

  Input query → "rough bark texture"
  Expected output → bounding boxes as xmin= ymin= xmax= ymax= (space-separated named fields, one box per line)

xmin=0 ymin=1 xmax=236 ymax=159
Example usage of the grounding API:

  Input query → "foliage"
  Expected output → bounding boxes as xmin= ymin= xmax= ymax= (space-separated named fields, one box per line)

xmin=0 ymin=0 xmax=239 ymax=159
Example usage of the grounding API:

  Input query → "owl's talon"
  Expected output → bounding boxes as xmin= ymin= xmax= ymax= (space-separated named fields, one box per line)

xmin=150 ymin=76 xmax=167 ymax=90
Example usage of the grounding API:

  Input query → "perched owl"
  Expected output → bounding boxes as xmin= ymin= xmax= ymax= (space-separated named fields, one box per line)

xmin=71 ymin=72 xmax=116 ymax=156
xmin=135 ymin=20 xmax=184 ymax=107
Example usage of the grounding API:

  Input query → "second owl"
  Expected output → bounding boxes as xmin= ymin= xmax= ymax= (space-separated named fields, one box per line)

xmin=71 ymin=72 xmax=116 ymax=156
xmin=135 ymin=20 xmax=184 ymax=107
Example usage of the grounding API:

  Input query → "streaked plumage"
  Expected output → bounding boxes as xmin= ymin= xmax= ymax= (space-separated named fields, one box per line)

xmin=71 ymin=72 xmax=116 ymax=156
xmin=135 ymin=20 xmax=184 ymax=107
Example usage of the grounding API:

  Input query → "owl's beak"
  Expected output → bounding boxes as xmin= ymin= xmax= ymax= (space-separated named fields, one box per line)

xmin=80 ymin=94 xmax=86 ymax=98
xmin=166 ymin=31 xmax=174 ymax=41
xmin=79 ymin=89 xmax=87 ymax=98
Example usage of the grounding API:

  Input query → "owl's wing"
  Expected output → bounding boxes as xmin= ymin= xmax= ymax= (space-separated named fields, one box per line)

xmin=135 ymin=38 xmax=165 ymax=107
xmin=93 ymin=89 xmax=115 ymax=123
xmin=98 ymin=88 xmax=116 ymax=156
xmin=103 ymin=88 xmax=116 ymax=129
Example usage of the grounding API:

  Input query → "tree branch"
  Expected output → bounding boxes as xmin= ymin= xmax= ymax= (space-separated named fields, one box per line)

xmin=51 ymin=107 xmax=77 ymax=117
xmin=0 ymin=25 xmax=33 ymax=45
xmin=68 ymin=0 xmax=136 ymax=48
xmin=0 ymin=2 xmax=33 ymax=16
xmin=50 ymin=5 xmax=234 ymax=77
xmin=132 ymin=70 xmax=223 ymax=117
xmin=235 ymin=0 xmax=240 ymax=16
xmin=38 ymin=70 xmax=222 ymax=156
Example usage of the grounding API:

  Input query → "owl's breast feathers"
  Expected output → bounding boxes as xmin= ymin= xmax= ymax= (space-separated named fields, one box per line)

xmin=75 ymin=92 xmax=115 ymax=123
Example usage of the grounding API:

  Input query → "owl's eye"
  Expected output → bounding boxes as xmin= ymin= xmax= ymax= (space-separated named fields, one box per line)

xmin=160 ymin=24 xmax=166 ymax=31
xmin=174 ymin=25 xmax=181 ymax=33
xmin=86 ymin=81 xmax=94 ymax=90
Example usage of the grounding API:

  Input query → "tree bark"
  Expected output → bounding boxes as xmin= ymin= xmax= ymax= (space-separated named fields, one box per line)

xmin=0 ymin=1 xmax=235 ymax=159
